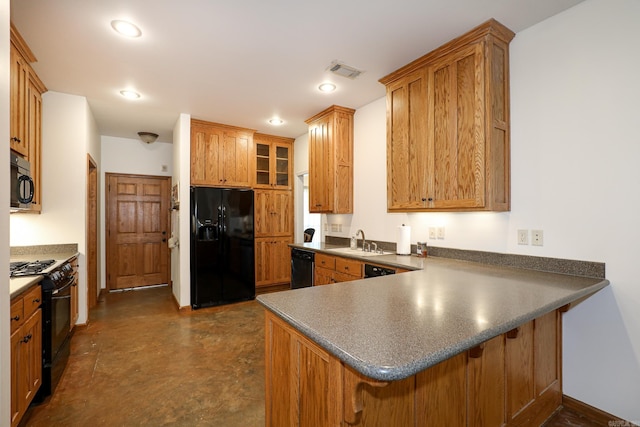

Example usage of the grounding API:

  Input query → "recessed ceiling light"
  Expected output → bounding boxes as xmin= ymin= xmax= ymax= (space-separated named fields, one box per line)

xmin=111 ymin=20 xmax=142 ymax=38
xmin=120 ymin=90 xmax=141 ymax=99
xmin=318 ymin=83 xmax=336 ymax=93
xmin=268 ymin=118 xmax=284 ymax=126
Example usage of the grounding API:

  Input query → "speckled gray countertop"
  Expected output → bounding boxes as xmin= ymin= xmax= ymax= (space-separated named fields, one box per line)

xmin=290 ymin=242 xmax=427 ymax=271
xmin=257 ymin=251 xmax=609 ymax=382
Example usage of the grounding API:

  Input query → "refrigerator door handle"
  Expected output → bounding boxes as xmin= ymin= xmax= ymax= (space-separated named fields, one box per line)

xmin=221 ymin=205 xmax=227 ymax=234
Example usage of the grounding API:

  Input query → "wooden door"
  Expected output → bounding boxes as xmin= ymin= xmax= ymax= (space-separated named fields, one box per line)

xmin=106 ymin=174 xmax=170 ymax=290
xmin=86 ymin=155 xmax=98 ymax=308
xmin=10 ymin=45 xmax=28 ymax=156
xmin=190 ymin=123 xmax=222 ymax=185
xmin=26 ymin=75 xmax=43 ymax=210
xmin=386 ymin=67 xmax=429 ymax=210
xmin=308 ymin=117 xmax=332 ymax=213
xmin=254 ymin=190 xmax=273 ymax=237
xmin=270 ymin=191 xmax=293 ymax=236
xmin=22 ymin=310 xmax=42 ymax=410
xmin=221 ymin=129 xmax=252 ymax=187
xmin=428 ymin=43 xmax=485 ymax=209
xmin=255 ymin=237 xmax=291 ymax=287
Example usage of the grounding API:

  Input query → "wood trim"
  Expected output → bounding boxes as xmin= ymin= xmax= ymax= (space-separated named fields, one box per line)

xmin=379 ymin=19 xmax=515 ymax=85
xmin=562 ymin=395 xmax=637 ymax=426
xmin=190 ymin=118 xmax=256 ymax=134
xmin=10 ymin=22 xmax=37 ymax=63
xmin=86 ymin=155 xmax=98 ymax=310
xmin=304 ymin=104 xmax=356 ymax=124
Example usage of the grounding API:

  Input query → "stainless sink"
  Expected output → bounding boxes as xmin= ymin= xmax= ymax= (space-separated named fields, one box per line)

xmin=327 ymin=247 xmax=393 ymax=257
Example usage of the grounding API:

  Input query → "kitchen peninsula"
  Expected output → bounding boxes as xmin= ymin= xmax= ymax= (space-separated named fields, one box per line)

xmin=257 ymin=251 xmax=608 ymax=426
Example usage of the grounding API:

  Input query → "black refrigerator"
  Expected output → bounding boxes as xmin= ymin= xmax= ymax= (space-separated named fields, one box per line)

xmin=190 ymin=186 xmax=255 ymax=309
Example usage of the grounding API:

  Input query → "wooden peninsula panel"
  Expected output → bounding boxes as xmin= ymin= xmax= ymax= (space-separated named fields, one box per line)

xmin=264 ymin=308 xmax=562 ymax=427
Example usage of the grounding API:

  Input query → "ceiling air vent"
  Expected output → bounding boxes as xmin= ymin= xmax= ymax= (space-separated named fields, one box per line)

xmin=327 ymin=61 xmax=364 ymax=79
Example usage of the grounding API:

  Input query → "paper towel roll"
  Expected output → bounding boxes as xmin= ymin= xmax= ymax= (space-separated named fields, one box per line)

xmin=396 ymin=225 xmax=411 ymax=255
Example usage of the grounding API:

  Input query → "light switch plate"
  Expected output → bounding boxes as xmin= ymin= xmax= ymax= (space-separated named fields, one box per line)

xmin=429 ymin=227 xmax=436 ymax=239
xmin=517 ymin=229 xmax=529 ymax=245
xmin=437 ymin=227 xmax=445 ymax=239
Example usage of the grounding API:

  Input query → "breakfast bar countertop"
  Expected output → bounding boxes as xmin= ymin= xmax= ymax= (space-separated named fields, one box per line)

xmin=257 ymin=254 xmax=609 ymax=381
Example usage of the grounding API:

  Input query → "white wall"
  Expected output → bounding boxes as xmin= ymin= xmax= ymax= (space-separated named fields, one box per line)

xmin=293 ymin=133 xmax=309 ymax=243
xmin=99 ymin=135 xmax=173 ymax=290
xmin=10 ymin=91 xmax=100 ymax=327
xmin=1 ymin=1 xmax=12 ymax=421
xmin=173 ymin=113 xmax=191 ymax=307
xmin=317 ymin=0 xmax=640 ymax=420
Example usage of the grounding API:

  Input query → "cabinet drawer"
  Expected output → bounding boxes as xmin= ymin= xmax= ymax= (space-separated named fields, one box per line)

xmin=334 ymin=271 xmax=361 ymax=283
xmin=10 ymin=298 xmax=24 ymax=334
xmin=335 ymin=257 xmax=362 ymax=277
xmin=316 ymin=253 xmax=336 ymax=270
xmin=23 ymin=285 xmax=42 ymax=318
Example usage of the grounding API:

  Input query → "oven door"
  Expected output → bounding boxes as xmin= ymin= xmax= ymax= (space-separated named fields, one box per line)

xmin=51 ymin=278 xmax=72 ymax=358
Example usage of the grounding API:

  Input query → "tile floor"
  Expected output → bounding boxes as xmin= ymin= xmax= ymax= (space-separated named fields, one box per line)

xmin=22 ymin=285 xmax=603 ymax=426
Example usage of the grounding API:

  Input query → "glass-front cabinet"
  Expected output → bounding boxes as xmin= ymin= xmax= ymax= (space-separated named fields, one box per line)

xmin=254 ymin=134 xmax=293 ymax=190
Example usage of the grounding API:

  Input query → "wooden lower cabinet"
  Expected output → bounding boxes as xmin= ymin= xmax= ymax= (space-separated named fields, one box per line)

xmin=256 ymin=237 xmax=292 ymax=288
xmin=314 ymin=254 xmax=362 ymax=286
xmin=264 ymin=309 xmax=561 ymax=427
xmin=10 ymin=285 xmax=43 ymax=427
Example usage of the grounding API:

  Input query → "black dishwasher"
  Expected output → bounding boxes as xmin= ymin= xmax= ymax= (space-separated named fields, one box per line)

xmin=291 ymin=248 xmax=314 ymax=289
xmin=364 ymin=264 xmax=396 ymax=278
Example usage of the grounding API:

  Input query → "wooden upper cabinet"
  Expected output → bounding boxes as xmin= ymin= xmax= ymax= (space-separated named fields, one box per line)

xmin=381 ymin=19 xmax=514 ymax=212
xmin=255 ymin=190 xmax=293 ymax=237
xmin=386 ymin=67 xmax=429 ymax=210
xmin=254 ymin=133 xmax=293 ymax=190
xmin=190 ymin=119 xmax=254 ymax=187
xmin=10 ymin=23 xmax=47 ymax=213
xmin=10 ymin=44 xmax=29 ymax=156
xmin=306 ymin=105 xmax=355 ymax=214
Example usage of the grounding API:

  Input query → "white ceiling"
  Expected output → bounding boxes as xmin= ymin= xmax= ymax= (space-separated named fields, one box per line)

xmin=10 ymin=0 xmax=584 ymax=143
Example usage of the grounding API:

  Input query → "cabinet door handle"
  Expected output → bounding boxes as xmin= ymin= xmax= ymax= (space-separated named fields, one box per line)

xmin=11 ymin=136 xmax=21 ymax=143
xmin=22 ymin=334 xmax=32 ymax=343
xmin=33 ymin=298 xmax=41 ymax=303
xmin=12 ymin=315 xmax=20 ymax=321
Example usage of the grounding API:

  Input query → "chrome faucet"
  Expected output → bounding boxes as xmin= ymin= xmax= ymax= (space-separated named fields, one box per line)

xmin=356 ymin=229 xmax=366 ymax=251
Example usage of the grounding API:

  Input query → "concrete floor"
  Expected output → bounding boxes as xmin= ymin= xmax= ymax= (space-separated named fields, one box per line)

xmin=24 ymin=286 xmax=265 ymax=426
xmin=22 ymin=284 xmax=603 ymax=427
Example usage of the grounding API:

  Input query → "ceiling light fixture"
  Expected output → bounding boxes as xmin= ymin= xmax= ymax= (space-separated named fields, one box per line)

xmin=318 ymin=83 xmax=336 ymax=93
xmin=120 ymin=90 xmax=141 ymax=99
xmin=138 ymin=132 xmax=159 ymax=144
xmin=111 ymin=20 xmax=142 ymax=38
xmin=268 ymin=118 xmax=284 ymax=126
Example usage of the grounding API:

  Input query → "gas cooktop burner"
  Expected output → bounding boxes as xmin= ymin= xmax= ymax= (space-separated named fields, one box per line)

xmin=10 ymin=259 xmax=56 ymax=277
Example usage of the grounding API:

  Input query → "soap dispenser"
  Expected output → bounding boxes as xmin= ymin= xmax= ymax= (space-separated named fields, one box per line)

xmin=350 ymin=235 xmax=357 ymax=250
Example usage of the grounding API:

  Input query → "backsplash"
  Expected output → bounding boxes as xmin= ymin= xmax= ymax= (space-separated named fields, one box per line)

xmin=325 ymin=236 xmax=605 ymax=279
xmin=11 ymin=243 xmax=79 ymax=256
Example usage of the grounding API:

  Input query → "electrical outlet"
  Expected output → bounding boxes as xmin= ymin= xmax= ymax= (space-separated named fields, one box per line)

xmin=437 ymin=226 xmax=445 ymax=239
xmin=517 ymin=229 xmax=529 ymax=245
xmin=532 ymin=230 xmax=544 ymax=246
xmin=429 ymin=227 xmax=436 ymax=239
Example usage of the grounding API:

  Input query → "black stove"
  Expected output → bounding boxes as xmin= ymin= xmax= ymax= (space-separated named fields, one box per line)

xmin=10 ymin=259 xmax=56 ymax=277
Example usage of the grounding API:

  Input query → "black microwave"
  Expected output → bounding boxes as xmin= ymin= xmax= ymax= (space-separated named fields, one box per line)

xmin=10 ymin=152 xmax=34 ymax=211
